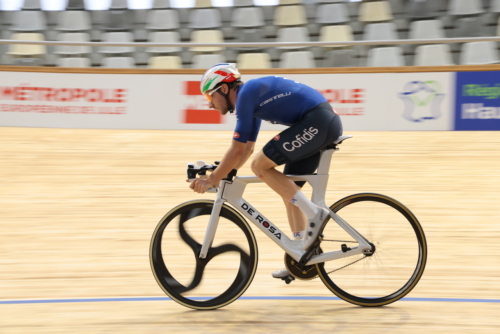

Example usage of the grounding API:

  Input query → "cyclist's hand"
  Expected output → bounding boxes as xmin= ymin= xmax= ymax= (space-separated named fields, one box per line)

xmin=189 ymin=178 xmax=214 ymax=193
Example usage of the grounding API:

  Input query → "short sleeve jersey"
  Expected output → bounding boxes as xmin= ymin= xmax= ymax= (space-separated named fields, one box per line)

xmin=233 ymin=76 xmax=327 ymax=143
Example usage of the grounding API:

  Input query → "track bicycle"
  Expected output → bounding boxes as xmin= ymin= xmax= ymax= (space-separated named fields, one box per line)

xmin=150 ymin=135 xmax=427 ymax=310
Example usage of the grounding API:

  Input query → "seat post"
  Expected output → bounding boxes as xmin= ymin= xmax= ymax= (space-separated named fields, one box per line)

xmin=317 ymin=147 xmax=336 ymax=175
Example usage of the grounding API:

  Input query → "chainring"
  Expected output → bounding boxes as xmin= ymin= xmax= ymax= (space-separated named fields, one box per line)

xmin=284 ymin=247 xmax=322 ymax=281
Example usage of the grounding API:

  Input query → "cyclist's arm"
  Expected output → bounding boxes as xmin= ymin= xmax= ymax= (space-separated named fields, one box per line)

xmin=207 ymin=140 xmax=246 ymax=186
xmin=234 ymin=140 xmax=255 ymax=170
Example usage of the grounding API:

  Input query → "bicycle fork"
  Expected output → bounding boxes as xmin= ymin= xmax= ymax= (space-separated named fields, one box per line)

xmin=198 ymin=185 xmax=226 ymax=259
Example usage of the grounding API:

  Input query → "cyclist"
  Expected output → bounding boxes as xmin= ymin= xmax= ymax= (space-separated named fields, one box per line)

xmin=189 ymin=63 xmax=343 ymax=280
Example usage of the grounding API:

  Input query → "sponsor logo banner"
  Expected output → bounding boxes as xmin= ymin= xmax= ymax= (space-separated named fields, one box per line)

xmin=454 ymin=71 xmax=500 ymax=130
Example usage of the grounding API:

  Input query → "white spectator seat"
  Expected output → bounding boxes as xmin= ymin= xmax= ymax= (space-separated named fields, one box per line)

xmin=195 ymin=0 xmax=212 ymax=8
xmin=414 ymin=44 xmax=454 ymax=66
xmin=99 ymin=32 xmax=135 ymax=54
xmin=460 ymin=41 xmax=500 ymax=65
xmin=316 ymin=3 xmax=349 ymax=24
xmin=152 ymin=0 xmax=171 ymax=9
xmin=231 ymin=7 xmax=265 ymax=28
xmin=367 ymin=47 xmax=405 ymax=66
xmin=492 ymin=0 xmax=500 ymax=12
xmin=56 ymin=57 xmax=91 ymax=68
xmin=190 ymin=30 xmax=224 ymax=52
xmin=145 ymin=10 xmax=180 ymax=30
xmin=188 ymin=9 xmax=222 ymax=29
xmin=22 ymin=0 xmax=41 ymax=10
xmin=409 ymin=20 xmax=445 ymax=40
xmin=237 ymin=53 xmax=272 ymax=69
xmin=54 ymin=33 xmax=91 ymax=56
xmin=110 ymin=0 xmax=128 ymax=10
xmin=101 ymin=57 xmax=136 ymax=68
xmin=359 ymin=1 xmax=393 ymax=22
xmin=191 ymin=54 xmax=226 ymax=69
xmin=448 ymin=0 xmax=483 ymax=16
xmin=55 ymin=11 xmax=92 ymax=32
xmin=10 ymin=11 xmax=47 ymax=32
xmin=148 ymin=56 xmax=182 ymax=68
xmin=279 ymin=51 xmax=316 ymax=68
xmin=234 ymin=0 xmax=254 ymax=6
xmin=274 ymin=5 xmax=308 ymax=26
xmin=7 ymin=33 xmax=46 ymax=56
xmin=146 ymin=31 xmax=181 ymax=54
xmin=363 ymin=23 xmax=398 ymax=41
xmin=276 ymin=27 xmax=310 ymax=50
xmin=319 ymin=25 xmax=353 ymax=48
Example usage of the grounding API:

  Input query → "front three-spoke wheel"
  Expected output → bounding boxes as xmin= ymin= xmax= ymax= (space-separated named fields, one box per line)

xmin=317 ymin=193 xmax=428 ymax=307
xmin=150 ymin=200 xmax=258 ymax=310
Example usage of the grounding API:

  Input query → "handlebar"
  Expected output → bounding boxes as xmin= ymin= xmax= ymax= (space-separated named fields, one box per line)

xmin=187 ymin=160 xmax=219 ymax=193
xmin=186 ymin=161 xmax=238 ymax=193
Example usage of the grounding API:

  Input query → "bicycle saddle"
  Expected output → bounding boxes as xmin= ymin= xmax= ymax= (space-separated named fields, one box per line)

xmin=333 ymin=135 xmax=353 ymax=145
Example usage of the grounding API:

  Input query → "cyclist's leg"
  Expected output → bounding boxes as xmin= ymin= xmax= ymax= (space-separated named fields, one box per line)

xmin=282 ymin=152 xmax=321 ymax=236
xmin=283 ymin=197 xmax=306 ymax=235
xmin=252 ymin=106 xmax=343 ymax=250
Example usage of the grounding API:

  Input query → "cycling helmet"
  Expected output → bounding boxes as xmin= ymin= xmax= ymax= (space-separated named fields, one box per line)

xmin=200 ymin=63 xmax=241 ymax=113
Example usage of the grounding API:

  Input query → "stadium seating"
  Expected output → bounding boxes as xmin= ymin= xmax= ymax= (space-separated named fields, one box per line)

xmin=414 ymin=44 xmax=454 ymax=66
xmin=367 ymin=47 xmax=405 ymax=67
xmin=7 ymin=32 xmax=45 ymax=62
xmin=101 ymin=57 xmax=136 ymax=68
xmin=148 ymin=56 xmax=183 ymax=68
xmin=359 ymin=1 xmax=393 ymax=23
xmin=56 ymin=57 xmax=91 ymax=67
xmin=1 ymin=0 xmax=499 ymax=68
xmin=54 ymin=33 xmax=91 ymax=56
xmin=280 ymin=51 xmax=316 ymax=68
xmin=237 ymin=53 xmax=272 ymax=69
xmin=460 ymin=41 xmax=500 ymax=64
xmin=191 ymin=54 xmax=226 ymax=68
xmin=146 ymin=32 xmax=182 ymax=54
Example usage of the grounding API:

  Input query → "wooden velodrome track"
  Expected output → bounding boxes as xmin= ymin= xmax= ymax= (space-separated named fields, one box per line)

xmin=1 ymin=126 xmax=499 ymax=333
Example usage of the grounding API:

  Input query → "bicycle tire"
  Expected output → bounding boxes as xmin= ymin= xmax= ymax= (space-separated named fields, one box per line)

xmin=150 ymin=200 xmax=258 ymax=310
xmin=316 ymin=193 xmax=427 ymax=307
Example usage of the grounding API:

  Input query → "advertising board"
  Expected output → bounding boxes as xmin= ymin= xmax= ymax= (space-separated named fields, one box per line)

xmin=0 ymin=70 xmax=454 ymax=131
xmin=454 ymin=71 xmax=500 ymax=130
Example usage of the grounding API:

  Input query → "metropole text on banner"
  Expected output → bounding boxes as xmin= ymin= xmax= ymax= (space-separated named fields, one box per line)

xmin=0 ymin=71 xmax=184 ymax=130
xmin=454 ymin=71 xmax=500 ymax=130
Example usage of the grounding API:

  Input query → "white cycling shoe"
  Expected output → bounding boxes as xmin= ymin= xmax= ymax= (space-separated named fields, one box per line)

xmin=272 ymin=268 xmax=291 ymax=279
xmin=301 ymin=207 xmax=330 ymax=251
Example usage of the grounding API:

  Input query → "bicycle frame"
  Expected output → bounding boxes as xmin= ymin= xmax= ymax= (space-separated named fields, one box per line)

xmin=198 ymin=144 xmax=373 ymax=266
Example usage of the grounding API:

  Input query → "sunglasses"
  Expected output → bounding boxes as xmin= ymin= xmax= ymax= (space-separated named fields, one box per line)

xmin=203 ymin=85 xmax=222 ymax=103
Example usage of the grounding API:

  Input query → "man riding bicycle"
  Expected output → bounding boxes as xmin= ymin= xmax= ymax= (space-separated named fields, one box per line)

xmin=189 ymin=63 xmax=343 ymax=280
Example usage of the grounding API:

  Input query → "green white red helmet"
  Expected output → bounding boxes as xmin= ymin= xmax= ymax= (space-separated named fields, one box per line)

xmin=200 ymin=63 xmax=241 ymax=95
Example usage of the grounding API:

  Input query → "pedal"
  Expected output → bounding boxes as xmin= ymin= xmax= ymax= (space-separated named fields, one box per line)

xmin=298 ymin=234 xmax=323 ymax=266
xmin=282 ymin=275 xmax=295 ymax=284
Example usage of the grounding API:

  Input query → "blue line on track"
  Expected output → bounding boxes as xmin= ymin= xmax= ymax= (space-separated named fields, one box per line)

xmin=1 ymin=296 xmax=500 ymax=305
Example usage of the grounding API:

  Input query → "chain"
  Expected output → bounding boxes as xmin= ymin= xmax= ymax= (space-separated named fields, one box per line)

xmin=325 ymin=255 xmax=368 ymax=275
xmin=322 ymin=239 xmax=357 ymax=243
xmin=313 ymin=239 xmax=367 ymax=276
